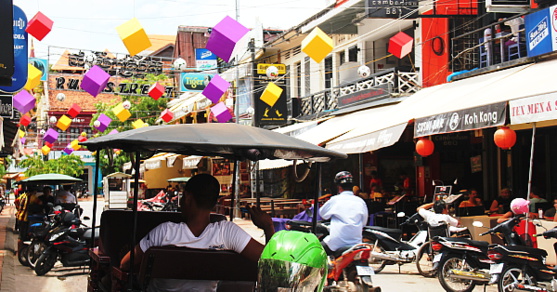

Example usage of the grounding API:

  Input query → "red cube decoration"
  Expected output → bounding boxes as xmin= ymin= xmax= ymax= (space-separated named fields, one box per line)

xmin=45 ymin=141 xmax=54 ymax=148
xmin=160 ymin=108 xmax=174 ymax=123
xmin=148 ymin=82 xmax=165 ymax=100
xmin=25 ymin=12 xmax=54 ymax=41
xmin=78 ymin=135 xmax=87 ymax=142
xmin=19 ymin=115 xmax=31 ymax=127
xmin=388 ymin=32 xmax=414 ymax=59
xmin=67 ymin=103 xmax=81 ymax=118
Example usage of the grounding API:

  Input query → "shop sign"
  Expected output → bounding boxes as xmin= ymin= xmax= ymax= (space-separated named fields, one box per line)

xmin=66 ymin=50 xmax=165 ymax=78
xmin=180 ymin=73 xmax=212 ymax=92
xmin=195 ymin=49 xmax=217 ymax=71
xmin=0 ymin=0 xmax=14 ymax=86
xmin=0 ymin=5 xmax=27 ymax=93
xmin=509 ymin=92 xmax=557 ymax=124
xmin=525 ymin=5 xmax=557 ymax=58
xmin=337 ymin=84 xmax=390 ymax=108
xmin=253 ymin=64 xmax=287 ymax=126
xmin=366 ymin=0 xmax=418 ymax=18
xmin=414 ymin=101 xmax=506 ymax=137
xmin=0 ymin=95 xmax=13 ymax=118
xmin=256 ymin=63 xmax=286 ymax=75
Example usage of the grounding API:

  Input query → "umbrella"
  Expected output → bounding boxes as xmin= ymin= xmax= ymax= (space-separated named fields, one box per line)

xmin=20 ymin=173 xmax=83 ymax=185
xmin=168 ymin=177 xmax=191 ymax=183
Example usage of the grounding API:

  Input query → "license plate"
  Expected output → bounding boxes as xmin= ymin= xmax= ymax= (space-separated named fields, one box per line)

xmin=490 ymin=263 xmax=504 ymax=274
xmin=433 ymin=254 xmax=442 ymax=263
xmin=356 ymin=265 xmax=375 ymax=276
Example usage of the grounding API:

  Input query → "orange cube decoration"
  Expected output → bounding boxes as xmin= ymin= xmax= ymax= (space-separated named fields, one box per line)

xmin=56 ymin=115 xmax=72 ymax=131
xmin=388 ymin=32 xmax=414 ymax=59
xmin=67 ymin=103 xmax=81 ymax=118
xmin=116 ymin=18 xmax=152 ymax=57
xmin=70 ymin=139 xmax=81 ymax=151
xmin=301 ymin=27 xmax=333 ymax=63
xmin=148 ymin=82 xmax=165 ymax=100
xmin=112 ymin=103 xmax=132 ymax=122
xmin=260 ymin=82 xmax=283 ymax=107
xmin=132 ymin=119 xmax=147 ymax=129
xmin=24 ymin=64 xmax=42 ymax=91
xmin=41 ymin=145 xmax=51 ymax=156
xmin=19 ymin=115 xmax=31 ymax=127
xmin=25 ymin=12 xmax=53 ymax=41
xmin=160 ymin=109 xmax=174 ymax=123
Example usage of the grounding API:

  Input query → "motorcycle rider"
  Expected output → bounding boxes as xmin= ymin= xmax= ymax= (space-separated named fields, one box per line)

xmin=319 ymin=171 xmax=368 ymax=255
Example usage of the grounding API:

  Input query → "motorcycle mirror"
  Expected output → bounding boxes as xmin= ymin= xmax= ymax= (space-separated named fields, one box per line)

xmin=453 ymin=178 xmax=458 ymax=185
xmin=83 ymin=216 xmax=91 ymax=220
xmin=397 ymin=212 xmax=406 ymax=218
xmin=472 ymin=221 xmax=484 ymax=228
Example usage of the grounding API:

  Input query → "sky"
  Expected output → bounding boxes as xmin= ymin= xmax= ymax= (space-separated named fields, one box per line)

xmin=13 ymin=0 xmax=331 ymax=61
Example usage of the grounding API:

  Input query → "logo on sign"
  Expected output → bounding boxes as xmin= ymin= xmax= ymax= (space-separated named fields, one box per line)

xmin=448 ymin=113 xmax=460 ymax=131
xmin=528 ymin=17 xmax=549 ymax=50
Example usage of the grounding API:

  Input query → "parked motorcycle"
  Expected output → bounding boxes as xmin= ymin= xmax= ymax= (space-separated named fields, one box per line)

xmin=26 ymin=204 xmax=66 ymax=268
xmin=433 ymin=215 xmax=526 ymax=292
xmin=488 ymin=226 xmax=557 ymax=292
xmin=137 ymin=191 xmax=177 ymax=211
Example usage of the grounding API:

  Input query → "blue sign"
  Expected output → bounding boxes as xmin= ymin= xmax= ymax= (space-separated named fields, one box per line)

xmin=525 ymin=5 xmax=557 ymax=58
xmin=29 ymin=58 xmax=48 ymax=81
xmin=0 ymin=5 xmax=28 ymax=93
xmin=180 ymin=73 xmax=213 ymax=92
xmin=195 ymin=49 xmax=217 ymax=60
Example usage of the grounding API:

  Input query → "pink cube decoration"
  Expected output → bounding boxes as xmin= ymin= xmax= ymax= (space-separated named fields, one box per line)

xmin=160 ymin=108 xmax=174 ymax=123
xmin=78 ymin=135 xmax=87 ymax=142
xmin=43 ymin=128 xmax=59 ymax=144
xmin=13 ymin=90 xmax=36 ymax=114
xmin=148 ymin=83 xmax=165 ymax=100
xmin=108 ymin=129 xmax=119 ymax=135
xmin=202 ymin=74 xmax=230 ymax=104
xmin=25 ymin=12 xmax=53 ymax=41
xmin=63 ymin=147 xmax=74 ymax=155
xmin=81 ymin=65 xmax=110 ymax=97
xmin=206 ymin=16 xmax=250 ymax=62
xmin=67 ymin=103 xmax=81 ymax=118
xmin=95 ymin=113 xmax=112 ymax=132
xmin=211 ymin=102 xmax=232 ymax=123
xmin=20 ymin=137 xmax=26 ymax=144
xmin=19 ymin=115 xmax=31 ymax=127
xmin=388 ymin=32 xmax=414 ymax=59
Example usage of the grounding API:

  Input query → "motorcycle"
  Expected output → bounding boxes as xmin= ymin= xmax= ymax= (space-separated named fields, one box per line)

xmin=137 ymin=190 xmax=175 ymax=211
xmin=433 ymin=215 xmax=526 ymax=292
xmin=34 ymin=211 xmax=99 ymax=276
xmin=26 ymin=204 xmax=67 ymax=268
xmin=488 ymin=226 xmax=557 ymax=292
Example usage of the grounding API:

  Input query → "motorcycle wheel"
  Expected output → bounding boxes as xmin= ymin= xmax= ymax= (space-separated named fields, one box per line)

xmin=348 ymin=268 xmax=380 ymax=292
xmin=498 ymin=266 xmax=535 ymax=292
xmin=437 ymin=255 xmax=476 ymax=292
xmin=416 ymin=241 xmax=436 ymax=277
xmin=18 ymin=245 xmax=30 ymax=267
xmin=367 ymin=244 xmax=386 ymax=274
xmin=27 ymin=241 xmax=47 ymax=269
xmin=34 ymin=252 xmax=57 ymax=276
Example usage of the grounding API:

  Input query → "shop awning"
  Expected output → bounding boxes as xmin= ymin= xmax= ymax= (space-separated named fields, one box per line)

xmin=144 ymin=153 xmax=180 ymax=170
xmin=182 ymin=155 xmax=203 ymax=169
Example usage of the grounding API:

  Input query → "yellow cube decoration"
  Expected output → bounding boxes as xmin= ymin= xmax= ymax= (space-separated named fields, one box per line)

xmin=301 ymin=27 xmax=333 ymax=63
xmin=18 ymin=129 xmax=25 ymax=138
xmin=116 ymin=18 xmax=152 ymax=56
xmin=70 ymin=139 xmax=81 ymax=151
xmin=56 ymin=115 xmax=72 ymax=131
xmin=260 ymin=82 xmax=283 ymax=107
xmin=41 ymin=145 xmax=51 ymax=156
xmin=112 ymin=103 xmax=132 ymax=122
xmin=132 ymin=119 xmax=147 ymax=129
xmin=24 ymin=64 xmax=43 ymax=91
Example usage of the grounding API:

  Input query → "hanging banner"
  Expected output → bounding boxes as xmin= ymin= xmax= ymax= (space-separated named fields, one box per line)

xmin=0 ymin=5 xmax=28 ymax=93
xmin=509 ymin=92 xmax=557 ymax=124
xmin=253 ymin=63 xmax=288 ymax=126
xmin=0 ymin=0 xmax=14 ymax=86
xmin=414 ymin=102 xmax=507 ymax=137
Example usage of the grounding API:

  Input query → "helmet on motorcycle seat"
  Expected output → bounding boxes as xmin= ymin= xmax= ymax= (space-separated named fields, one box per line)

xmin=258 ymin=230 xmax=327 ymax=292
xmin=60 ymin=212 xmax=80 ymax=226
xmin=334 ymin=171 xmax=353 ymax=186
xmin=510 ymin=198 xmax=529 ymax=215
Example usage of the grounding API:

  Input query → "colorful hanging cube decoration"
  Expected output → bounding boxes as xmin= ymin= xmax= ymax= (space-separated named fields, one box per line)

xmin=63 ymin=147 xmax=74 ymax=155
xmin=81 ymin=65 xmax=110 ymax=97
xmin=20 ymin=137 xmax=26 ymax=144
xmin=13 ymin=90 xmax=36 ymax=114
xmin=24 ymin=64 xmax=43 ymax=91
xmin=56 ymin=115 xmax=72 ymax=131
xmin=41 ymin=145 xmax=51 ymax=156
xmin=132 ymin=119 xmax=147 ymax=129
xmin=301 ymin=27 xmax=333 ymax=63
xmin=19 ymin=115 xmax=31 ymax=127
xmin=25 ymin=12 xmax=53 ymax=41
xmin=160 ymin=109 xmax=174 ymax=123
xmin=116 ymin=18 xmax=152 ymax=56
xmin=67 ymin=103 xmax=81 ymax=118
xmin=112 ymin=103 xmax=132 ymax=122
xmin=108 ymin=129 xmax=119 ymax=135
xmin=94 ymin=113 xmax=112 ymax=132
xmin=43 ymin=128 xmax=59 ymax=144
xmin=18 ymin=129 xmax=25 ymax=138
xmin=211 ymin=102 xmax=232 ymax=123
xmin=205 ymin=16 xmax=250 ymax=62
xmin=388 ymin=32 xmax=414 ymax=59
xmin=202 ymin=74 xmax=230 ymax=104
xmin=148 ymin=82 xmax=165 ymax=100
xmin=44 ymin=141 xmax=53 ymax=148
xmin=70 ymin=139 xmax=81 ymax=151
xmin=260 ymin=82 xmax=283 ymax=107
xmin=77 ymin=135 xmax=87 ymax=142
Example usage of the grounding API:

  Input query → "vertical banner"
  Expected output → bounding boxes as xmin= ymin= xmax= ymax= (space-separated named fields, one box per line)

xmin=0 ymin=5 xmax=28 ymax=93
xmin=253 ymin=64 xmax=288 ymax=126
xmin=0 ymin=0 xmax=14 ymax=86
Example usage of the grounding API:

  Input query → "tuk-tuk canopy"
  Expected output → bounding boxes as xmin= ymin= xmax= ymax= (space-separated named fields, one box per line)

xmin=105 ymin=172 xmax=132 ymax=179
xmin=20 ymin=173 xmax=83 ymax=185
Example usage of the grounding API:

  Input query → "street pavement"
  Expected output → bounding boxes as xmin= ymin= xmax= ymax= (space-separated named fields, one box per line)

xmin=0 ymin=198 xmax=498 ymax=291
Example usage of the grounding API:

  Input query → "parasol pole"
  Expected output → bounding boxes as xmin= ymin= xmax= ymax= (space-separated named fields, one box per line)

xmin=525 ymin=124 xmax=536 ymax=244
xmin=90 ymin=150 xmax=100 ymax=249
xmin=312 ymin=163 xmax=322 ymax=234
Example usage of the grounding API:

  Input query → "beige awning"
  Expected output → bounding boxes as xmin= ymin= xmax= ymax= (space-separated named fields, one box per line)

xmin=182 ymin=156 xmax=202 ymax=169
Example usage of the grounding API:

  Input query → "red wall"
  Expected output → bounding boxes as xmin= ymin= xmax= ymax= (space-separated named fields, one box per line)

xmin=421 ymin=17 xmax=450 ymax=87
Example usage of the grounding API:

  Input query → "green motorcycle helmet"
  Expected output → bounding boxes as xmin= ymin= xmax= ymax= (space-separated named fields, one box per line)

xmin=258 ymin=230 xmax=328 ymax=292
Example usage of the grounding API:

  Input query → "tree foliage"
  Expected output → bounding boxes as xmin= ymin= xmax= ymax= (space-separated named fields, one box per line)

xmin=20 ymin=154 xmax=84 ymax=177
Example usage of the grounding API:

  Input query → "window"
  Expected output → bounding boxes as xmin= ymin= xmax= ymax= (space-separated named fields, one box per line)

xmin=295 ymin=62 xmax=301 ymax=98
xmin=339 ymin=51 xmax=346 ymax=65
xmin=304 ymin=57 xmax=310 ymax=96
xmin=348 ymin=46 xmax=359 ymax=62
xmin=324 ymin=57 xmax=333 ymax=89
xmin=285 ymin=65 xmax=291 ymax=100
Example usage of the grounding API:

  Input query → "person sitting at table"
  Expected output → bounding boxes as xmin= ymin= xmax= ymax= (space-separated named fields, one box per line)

xmin=459 ymin=189 xmax=483 ymax=208
xmin=490 ymin=188 xmax=512 ymax=214
xmin=528 ymin=188 xmax=547 ymax=213
xmin=543 ymin=199 xmax=557 ymax=221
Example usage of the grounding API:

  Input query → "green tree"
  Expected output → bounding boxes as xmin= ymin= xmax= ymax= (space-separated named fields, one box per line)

xmin=20 ymin=154 xmax=84 ymax=177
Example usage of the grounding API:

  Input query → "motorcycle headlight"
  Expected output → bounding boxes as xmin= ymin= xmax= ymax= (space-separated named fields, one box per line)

xmin=49 ymin=231 xmax=65 ymax=242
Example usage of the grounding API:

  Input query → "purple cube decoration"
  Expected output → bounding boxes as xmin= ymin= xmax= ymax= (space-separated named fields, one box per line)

xmin=80 ymin=65 xmax=110 ymax=97
xmin=63 ymin=147 xmax=74 ymax=155
xmin=202 ymin=74 xmax=230 ymax=104
xmin=206 ymin=16 xmax=249 ymax=63
xmin=211 ymin=102 xmax=232 ymax=123
xmin=13 ymin=90 xmax=36 ymax=114
xmin=108 ymin=129 xmax=119 ymax=135
xmin=95 ymin=113 xmax=112 ymax=132
xmin=43 ymin=128 xmax=59 ymax=144
xmin=20 ymin=137 xmax=26 ymax=144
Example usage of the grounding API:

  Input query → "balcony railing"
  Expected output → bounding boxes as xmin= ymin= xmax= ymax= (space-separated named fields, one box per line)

xmin=295 ymin=68 xmax=419 ymax=118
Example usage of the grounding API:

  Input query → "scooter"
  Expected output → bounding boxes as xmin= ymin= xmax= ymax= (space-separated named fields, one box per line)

xmin=324 ymin=243 xmax=381 ymax=292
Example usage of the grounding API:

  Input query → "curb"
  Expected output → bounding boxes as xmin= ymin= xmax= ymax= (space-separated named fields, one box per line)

xmin=0 ymin=206 xmax=16 ymax=292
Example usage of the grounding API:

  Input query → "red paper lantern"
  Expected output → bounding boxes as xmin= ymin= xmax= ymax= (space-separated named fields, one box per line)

xmin=494 ymin=126 xmax=516 ymax=149
xmin=416 ymin=138 xmax=435 ymax=157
